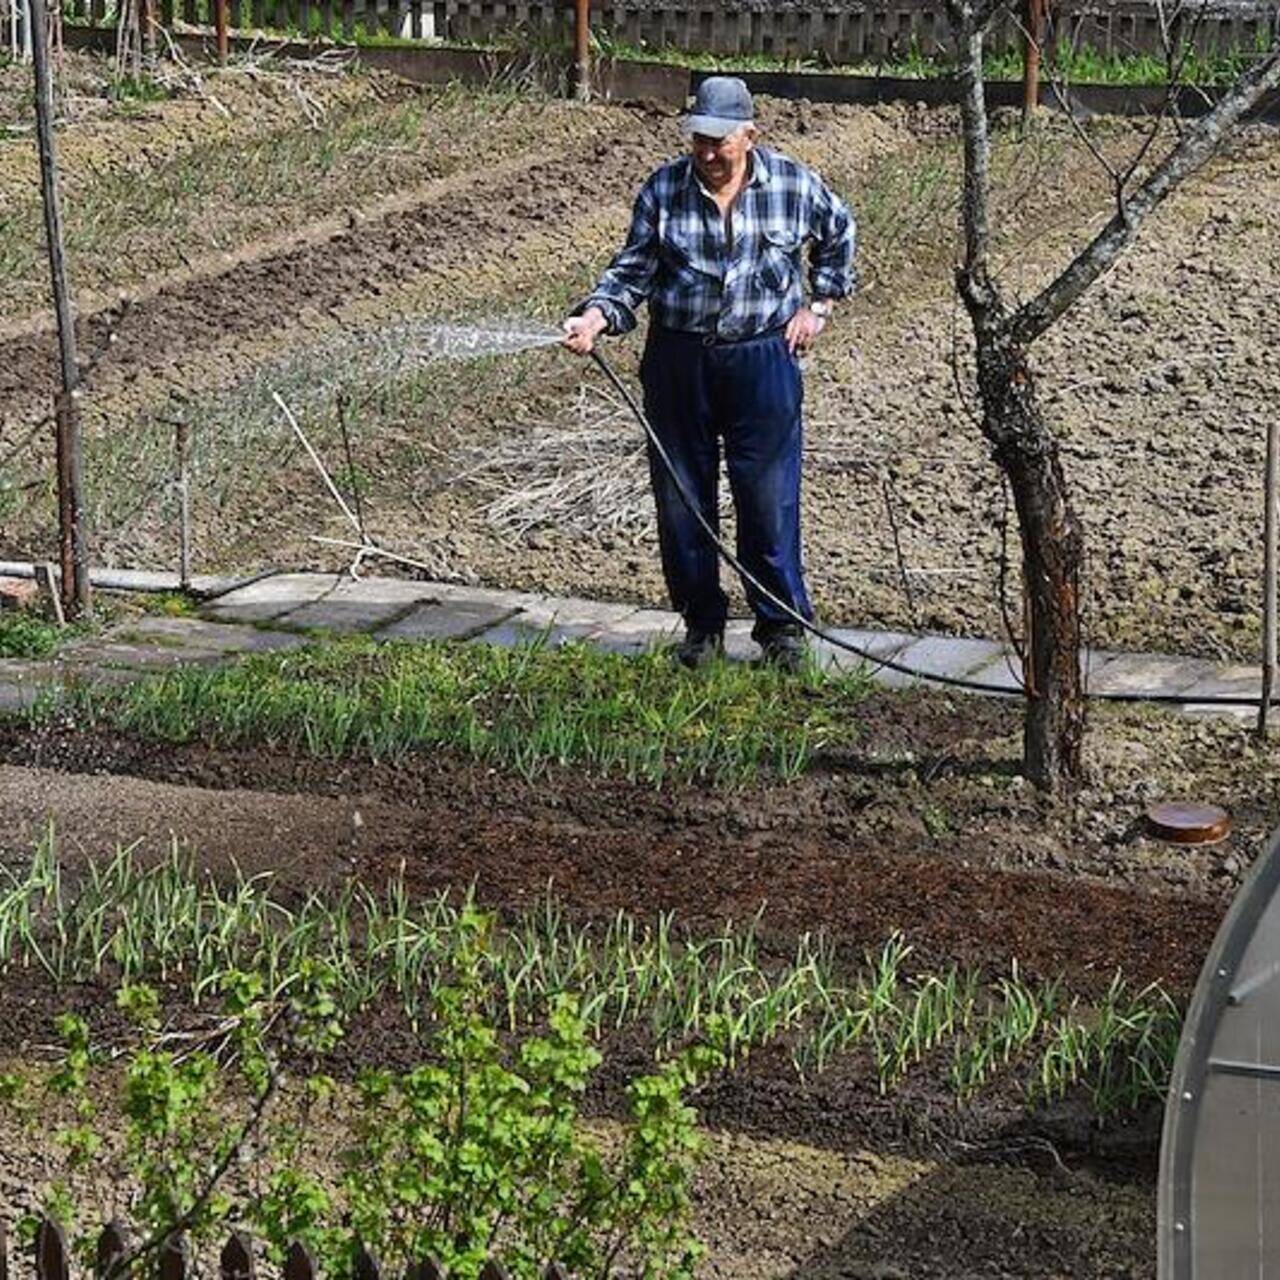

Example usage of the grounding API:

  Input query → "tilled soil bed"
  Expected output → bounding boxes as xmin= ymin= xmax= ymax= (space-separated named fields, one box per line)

xmin=2 ymin=56 xmax=1279 ymax=662
xmin=0 ymin=687 xmax=1269 ymax=1276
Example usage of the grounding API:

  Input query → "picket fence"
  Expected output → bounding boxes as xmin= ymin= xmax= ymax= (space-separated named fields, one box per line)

xmin=52 ymin=0 xmax=1280 ymax=61
xmin=1 ymin=1219 xmax=573 ymax=1280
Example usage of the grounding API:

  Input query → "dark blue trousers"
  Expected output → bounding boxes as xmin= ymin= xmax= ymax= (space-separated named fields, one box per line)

xmin=640 ymin=326 xmax=814 ymax=639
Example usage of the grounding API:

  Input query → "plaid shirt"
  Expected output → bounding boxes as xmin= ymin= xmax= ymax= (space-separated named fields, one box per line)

xmin=582 ymin=146 xmax=855 ymax=340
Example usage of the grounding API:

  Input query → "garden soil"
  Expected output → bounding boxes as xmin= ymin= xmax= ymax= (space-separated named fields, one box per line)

xmin=0 ymin=689 xmax=1218 ymax=1277
xmin=1 ymin=58 xmax=1279 ymax=661
xmin=0 ymin=687 xmax=1270 ymax=1276
xmin=2 ymin=55 xmax=1278 ymax=1277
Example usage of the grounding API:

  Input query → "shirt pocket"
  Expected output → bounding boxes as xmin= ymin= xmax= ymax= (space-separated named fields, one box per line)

xmin=659 ymin=223 xmax=720 ymax=285
xmin=755 ymin=227 xmax=803 ymax=292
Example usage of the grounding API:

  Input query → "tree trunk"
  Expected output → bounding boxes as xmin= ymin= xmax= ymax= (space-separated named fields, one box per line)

xmin=970 ymin=308 xmax=1085 ymax=791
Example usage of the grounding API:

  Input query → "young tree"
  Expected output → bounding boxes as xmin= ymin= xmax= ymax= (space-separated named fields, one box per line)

xmin=944 ymin=0 xmax=1280 ymax=792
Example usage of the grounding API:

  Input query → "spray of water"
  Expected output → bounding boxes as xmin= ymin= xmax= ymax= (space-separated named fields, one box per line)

xmin=404 ymin=318 xmax=567 ymax=361
xmin=168 ymin=315 xmax=568 ymax=441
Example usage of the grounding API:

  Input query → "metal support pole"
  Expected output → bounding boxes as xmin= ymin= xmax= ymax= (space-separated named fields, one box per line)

xmin=573 ymin=0 xmax=589 ymax=103
xmin=175 ymin=421 xmax=192 ymax=590
xmin=1260 ymin=417 xmax=1278 ymax=737
xmin=215 ymin=0 xmax=228 ymax=65
xmin=1022 ymin=0 xmax=1046 ymax=128
xmin=30 ymin=0 xmax=90 ymax=620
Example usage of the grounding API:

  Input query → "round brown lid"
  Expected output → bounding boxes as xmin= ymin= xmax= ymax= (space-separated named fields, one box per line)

xmin=1146 ymin=802 xmax=1232 ymax=845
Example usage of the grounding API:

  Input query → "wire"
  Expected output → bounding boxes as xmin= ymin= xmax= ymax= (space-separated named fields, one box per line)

xmin=589 ymin=348 xmax=1264 ymax=709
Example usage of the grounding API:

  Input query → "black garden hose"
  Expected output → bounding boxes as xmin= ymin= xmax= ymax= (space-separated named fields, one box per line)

xmin=589 ymin=348 xmax=1261 ymax=708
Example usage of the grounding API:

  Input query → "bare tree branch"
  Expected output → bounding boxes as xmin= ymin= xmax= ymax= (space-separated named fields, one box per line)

xmin=955 ymin=23 xmax=996 ymax=306
xmin=1009 ymin=40 xmax=1280 ymax=347
xmin=947 ymin=0 xmax=1015 ymax=34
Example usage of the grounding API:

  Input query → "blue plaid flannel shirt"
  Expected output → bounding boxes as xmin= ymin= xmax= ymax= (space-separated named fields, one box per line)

xmin=581 ymin=146 xmax=855 ymax=341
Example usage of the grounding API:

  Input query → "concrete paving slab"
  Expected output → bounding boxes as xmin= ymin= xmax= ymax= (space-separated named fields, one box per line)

xmin=60 ymin=640 xmax=228 ymax=672
xmin=723 ymin=620 xmax=757 ymax=663
xmin=513 ymin=595 xmax=642 ymax=633
xmin=813 ymin=627 xmax=916 ymax=677
xmin=112 ymin=617 xmax=307 ymax=655
xmin=279 ymin=599 xmax=420 ymax=634
xmin=474 ymin=620 xmax=584 ymax=650
xmin=852 ymin=634 xmax=1000 ymax=690
xmin=1085 ymin=653 xmax=1212 ymax=697
xmin=378 ymin=600 xmax=521 ymax=641
xmin=422 ymin=581 xmax=543 ymax=612
xmin=0 ymin=682 xmax=36 ymax=713
xmin=595 ymin=608 xmax=682 ymax=646
xmin=202 ymin=573 xmax=345 ymax=623
xmin=965 ymin=651 xmax=1028 ymax=695
xmin=237 ymin=575 xmax=439 ymax=633
xmin=0 ymin=660 xmax=60 ymax=712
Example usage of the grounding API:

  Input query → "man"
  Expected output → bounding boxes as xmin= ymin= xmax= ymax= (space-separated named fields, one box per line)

xmin=563 ymin=75 xmax=856 ymax=672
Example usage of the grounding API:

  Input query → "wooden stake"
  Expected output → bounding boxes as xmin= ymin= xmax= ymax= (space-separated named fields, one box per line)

xmin=175 ymin=421 xmax=192 ymax=590
xmin=30 ymin=0 xmax=90 ymax=620
xmin=34 ymin=563 xmax=65 ymax=627
xmin=573 ymin=0 xmax=589 ymax=102
xmin=1259 ymin=416 xmax=1278 ymax=737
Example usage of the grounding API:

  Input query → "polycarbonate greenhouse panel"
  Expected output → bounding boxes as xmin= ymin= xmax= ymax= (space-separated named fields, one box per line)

xmin=1160 ymin=823 xmax=1280 ymax=1277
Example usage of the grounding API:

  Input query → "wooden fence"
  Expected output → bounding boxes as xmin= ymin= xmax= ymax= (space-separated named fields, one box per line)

xmin=1 ymin=1219 xmax=573 ymax=1280
xmin=55 ymin=0 xmax=1280 ymax=60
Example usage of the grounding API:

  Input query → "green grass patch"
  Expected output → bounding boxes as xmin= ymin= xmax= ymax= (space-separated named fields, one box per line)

xmin=38 ymin=633 xmax=873 ymax=784
xmin=0 ymin=610 xmax=66 ymax=659
xmin=589 ymin=32 xmax=1269 ymax=86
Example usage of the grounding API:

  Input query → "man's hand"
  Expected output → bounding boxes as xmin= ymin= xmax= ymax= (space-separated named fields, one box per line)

xmin=563 ymin=307 xmax=608 ymax=356
xmin=785 ymin=306 xmax=827 ymax=354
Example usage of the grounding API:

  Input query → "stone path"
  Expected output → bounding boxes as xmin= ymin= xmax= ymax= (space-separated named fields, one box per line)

xmin=0 ymin=570 xmax=1265 ymax=721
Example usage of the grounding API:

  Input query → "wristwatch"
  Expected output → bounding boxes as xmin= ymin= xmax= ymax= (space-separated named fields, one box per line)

xmin=810 ymin=299 xmax=833 ymax=319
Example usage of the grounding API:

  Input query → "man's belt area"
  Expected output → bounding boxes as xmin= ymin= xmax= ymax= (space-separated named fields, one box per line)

xmin=651 ymin=321 xmax=790 ymax=347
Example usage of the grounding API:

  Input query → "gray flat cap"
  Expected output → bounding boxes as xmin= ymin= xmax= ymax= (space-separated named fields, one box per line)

xmin=683 ymin=75 xmax=754 ymax=138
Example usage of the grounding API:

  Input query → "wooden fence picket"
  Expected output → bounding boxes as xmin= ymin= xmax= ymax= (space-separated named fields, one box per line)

xmin=404 ymin=1258 xmax=446 ymax=1280
xmin=8 ymin=1222 xmax=590 ymax=1280
xmin=94 ymin=1223 xmax=128 ymax=1280
xmin=158 ymin=1235 xmax=189 ymax=1280
xmin=351 ymin=1242 xmax=379 ymax=1280
xmin=283 ymin=1240 xmax=317 ymax=1280
xmin=34 ymin=1221 xmax=68 ymax=1280
xmin=220 ymin=1231 xmax=256 ymax=1280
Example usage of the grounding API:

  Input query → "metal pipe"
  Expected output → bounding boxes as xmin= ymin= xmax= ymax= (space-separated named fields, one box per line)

xmin=573 ymin=0 xmax=589 ymax=103
xmin=215 ymin=0 xmax=228 ymax=65
xmin=1022 ymin=0 xmax=1045 ymax=127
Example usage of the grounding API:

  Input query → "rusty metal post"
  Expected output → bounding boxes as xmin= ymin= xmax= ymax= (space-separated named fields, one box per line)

xmin=573 ymin=0 xmax=589 ymax=102
xmin=215 ymin=0 xmax=228 ymax=64
xmin=1022 ymin=0 xmax=1046 ymax=128
xmin=1260 ymin=417 xmax=1278 ymax=737
xmin=30 ymin=0 xmax=91 ymax=620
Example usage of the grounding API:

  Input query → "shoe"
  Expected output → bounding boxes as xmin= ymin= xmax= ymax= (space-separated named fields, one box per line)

xmin=757 ymin=623 xmax=808 ymax=674
xmin=675 ymin=628 xmax=724 ymax=669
